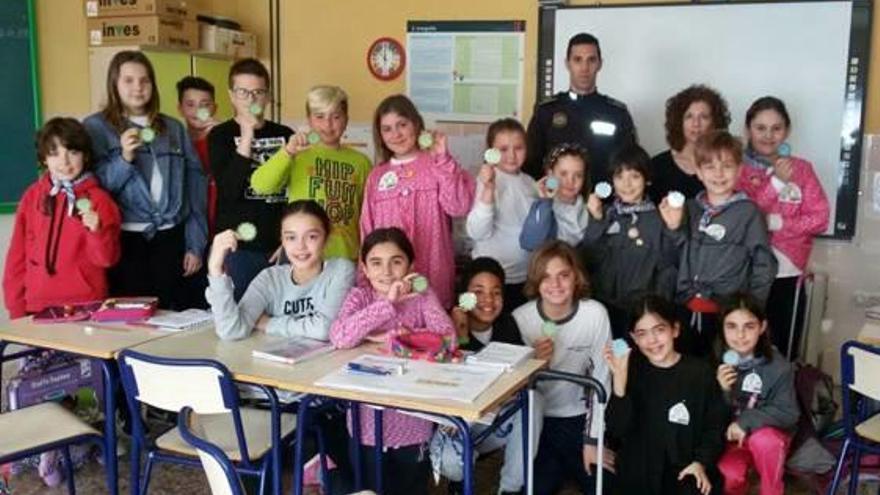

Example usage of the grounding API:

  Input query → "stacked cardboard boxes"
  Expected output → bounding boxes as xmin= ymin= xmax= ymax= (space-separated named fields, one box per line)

xmin=84 ymin=0 xmax=199 ymax=50
xmin=199 ymin=23 xmax=257 ymax=58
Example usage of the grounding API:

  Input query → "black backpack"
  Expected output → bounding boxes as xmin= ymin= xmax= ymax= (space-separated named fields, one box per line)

xmin=784 ymin=363 xmax=839 ymax=474
xmin=792 ymin=362 xmax=839 ymax=448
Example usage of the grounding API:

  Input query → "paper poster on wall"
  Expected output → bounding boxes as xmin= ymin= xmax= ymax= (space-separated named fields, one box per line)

xmin=407 ymin=21 xmax=525 ymax=123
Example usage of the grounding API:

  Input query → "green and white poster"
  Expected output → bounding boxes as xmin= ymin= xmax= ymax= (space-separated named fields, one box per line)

xmin=407 ymin=21 xmax=525 ymax=122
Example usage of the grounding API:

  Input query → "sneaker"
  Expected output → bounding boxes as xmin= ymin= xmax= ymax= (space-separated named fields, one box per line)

xmin=38 ymin=450 xmax=63 ymax=488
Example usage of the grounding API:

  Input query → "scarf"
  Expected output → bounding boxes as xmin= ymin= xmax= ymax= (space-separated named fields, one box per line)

xmin=743 ymin=145 xmax=774 ymax=171
xmin=695 ymin=190 xmax=748 ymax=230
xmin=49 ymin=173 xmax=93 ymax=217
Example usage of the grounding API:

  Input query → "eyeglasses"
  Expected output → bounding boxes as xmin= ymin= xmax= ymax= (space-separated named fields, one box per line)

xmin=231 ymin=87 xmax=269 ymax=100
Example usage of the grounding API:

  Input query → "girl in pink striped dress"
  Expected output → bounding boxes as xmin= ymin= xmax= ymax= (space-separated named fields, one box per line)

xmin=330 ymin=227 xmax=455 ymax=494
xmin=359 ymin=95 xmax=475 ymax=309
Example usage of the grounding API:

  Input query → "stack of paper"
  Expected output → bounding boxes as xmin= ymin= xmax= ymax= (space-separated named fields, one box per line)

xmin=465 ymin=342 xmax=534 ymax=371
xmin=146 ymin=309 xmax=213 ymax=331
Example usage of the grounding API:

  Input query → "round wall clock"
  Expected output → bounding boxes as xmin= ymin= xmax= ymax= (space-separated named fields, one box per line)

xmin=367 ymin=37 xmax=405 ymax=81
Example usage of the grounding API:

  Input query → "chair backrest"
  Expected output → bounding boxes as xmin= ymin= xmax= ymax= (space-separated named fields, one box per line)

xmin=844 ymin=342 xmax=880 ymax=401
xmin=117 ymin=349 xmax=253 ymax=463
xmin=118 ymin=349 xmax=237 ymax=414
xmin=178 ymin=407 xmax=244 ymax=495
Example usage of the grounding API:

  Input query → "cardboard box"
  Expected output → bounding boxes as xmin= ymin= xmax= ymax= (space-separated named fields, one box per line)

xmin=87 ymin=15 xmax=199 ymax=50
xmin=84 ymin=0 xmax=194 ymax=19
xmin=199 ymin=24 xmax=256 ymax=58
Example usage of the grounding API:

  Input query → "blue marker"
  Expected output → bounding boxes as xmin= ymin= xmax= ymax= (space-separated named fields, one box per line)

xmin=347 ymin=362 xmax=392 ymax=376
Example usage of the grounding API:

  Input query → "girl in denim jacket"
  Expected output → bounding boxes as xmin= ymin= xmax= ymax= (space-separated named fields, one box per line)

xmin=84 ymin=51 xmax=207 ymax=309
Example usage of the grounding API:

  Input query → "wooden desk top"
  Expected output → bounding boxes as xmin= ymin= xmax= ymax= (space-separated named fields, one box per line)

xmin=858 ymin=321 xmax=880 ymax=346
xmin=0 ymin=318 xmax=173 ymax=360
xmin=131 ymin=329 xmax=546 ymax=421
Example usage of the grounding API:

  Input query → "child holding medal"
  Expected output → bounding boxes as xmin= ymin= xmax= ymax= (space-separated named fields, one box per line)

xmin=737 ymin=97 xmax=829 ymax=359
xmin=512 ymin=240 xmax=611 ymax=494
xmin=519 ymin=143 xmax=591 ymax=251
xmin=715 ymin=294 xmax=798 ymax=495
xmin=604 ymin=295 xmax=726 ymax=495
xmin=252 ymin=85 xmax=371 ymax=261
xmin=466 ymin=118 xmax=537 ymax=311
xmin=676 ymin=131 xmax=777 ymax=356
xmin=359 ymin=94 xmax=474 ymax=308
xmin=83 ymin=51 xmax=206 ymax=309
xmin=580 ymin=144 xmax=685 ymax=338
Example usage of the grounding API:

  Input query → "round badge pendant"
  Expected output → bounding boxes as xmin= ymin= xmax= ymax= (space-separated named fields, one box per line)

xmin=627 ymin=227 xmax=640 ymax=239
xmin=777 ymin=142 xmax=792 ymax=157
xmin=378 ymin=171 xmax=399 ymax=191
xmin=705 ymin=224 xmax=726 ymax=241
xmin=551 ymin=112 xmax=568 ymax=128
xmin=594 ymin=181 xmax=613 ymax=199
xmin=541 ymin=320 xmax=558 ymax=338
xmin=667 ymin=191 xmax=685 ymax=209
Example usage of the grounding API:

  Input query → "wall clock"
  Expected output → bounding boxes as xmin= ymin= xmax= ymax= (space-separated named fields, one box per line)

xmin=367 ymin=37 xmax=405 ymax=81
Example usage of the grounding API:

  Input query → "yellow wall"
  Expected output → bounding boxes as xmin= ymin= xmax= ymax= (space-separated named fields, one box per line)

xmin=276 ymin=0 xmax=538 ymax=123
xmin=37 ymin=0 xmax=91 ymax=118
xmin=35 ymin=0 xmax=880 ymax=133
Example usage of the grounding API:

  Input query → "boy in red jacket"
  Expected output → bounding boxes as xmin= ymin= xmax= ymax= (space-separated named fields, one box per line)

xmin=4 ymin=117 xmax=121 ymax=319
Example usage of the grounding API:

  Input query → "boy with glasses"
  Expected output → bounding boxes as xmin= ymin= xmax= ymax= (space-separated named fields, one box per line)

xmin=208 ymin=58 xmax=294 ymax=300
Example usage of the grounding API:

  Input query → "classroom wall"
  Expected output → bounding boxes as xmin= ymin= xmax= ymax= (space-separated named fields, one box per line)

xmin=9 ymin=0 xmax=880 ymax=377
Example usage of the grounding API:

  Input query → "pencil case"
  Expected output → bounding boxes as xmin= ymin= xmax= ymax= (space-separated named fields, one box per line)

xmin=90 ymin=297 xmax=158 ymax=322
xmin=387 ymin=331 xmax=461 ymax=363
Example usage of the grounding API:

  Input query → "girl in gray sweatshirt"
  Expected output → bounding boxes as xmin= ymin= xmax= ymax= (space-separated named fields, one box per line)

xmin=205 ymin=200 xmax=354 ymax=341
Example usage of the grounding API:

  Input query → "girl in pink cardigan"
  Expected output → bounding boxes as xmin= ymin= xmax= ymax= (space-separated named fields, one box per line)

xmin=330 ymin=227 xmax=455 ymax=495
xmin=359 ymin=94 xmax=475 ymax=309
xmin=738 ymin=96 xmax=829 ymax=359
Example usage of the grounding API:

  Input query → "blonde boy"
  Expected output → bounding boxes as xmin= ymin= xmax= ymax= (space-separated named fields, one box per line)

xmin=251 ymin=86 xmax=371 ymax=260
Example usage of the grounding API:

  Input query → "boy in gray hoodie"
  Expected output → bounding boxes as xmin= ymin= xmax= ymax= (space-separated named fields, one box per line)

xmin=677 ymin=131 xmax=777 ymax=355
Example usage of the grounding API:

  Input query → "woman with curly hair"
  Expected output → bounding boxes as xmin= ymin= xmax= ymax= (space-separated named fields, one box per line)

xmin=649 ymin=85 xmax=731 ymax=203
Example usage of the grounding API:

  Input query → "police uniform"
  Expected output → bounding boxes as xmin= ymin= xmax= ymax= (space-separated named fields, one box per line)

xmin=525 ymin=90 xmax=636 ymax=185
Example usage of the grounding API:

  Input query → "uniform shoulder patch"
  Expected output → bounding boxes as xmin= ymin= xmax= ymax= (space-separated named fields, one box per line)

xmin=538 ymin=92 xmax=564 ymax=106
xmin=604 ymin=95 xmax=629 ymax=110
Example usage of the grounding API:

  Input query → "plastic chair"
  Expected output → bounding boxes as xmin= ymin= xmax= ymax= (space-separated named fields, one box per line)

xmin=827 ymin=341 xmax=880 ymax=494
xmin=178 ymin=406 xmax=245 ymax=495
xmin=117 ymin=349 xmax=297 ymax=495
xmin=0 ymin=401 xmax=103 ymax=494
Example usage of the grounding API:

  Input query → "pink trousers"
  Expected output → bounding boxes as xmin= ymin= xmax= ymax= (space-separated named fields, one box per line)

xmin=718 ymin=426 xmax=791 ymax=495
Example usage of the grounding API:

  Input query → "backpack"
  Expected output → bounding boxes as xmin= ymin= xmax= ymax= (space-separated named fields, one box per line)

xmin=785 ymin=362 xmax=839 ymax=474
xmin=793 ymin=362 xmax=839 ymax=446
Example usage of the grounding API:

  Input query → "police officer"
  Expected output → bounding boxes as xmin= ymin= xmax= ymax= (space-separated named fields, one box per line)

xmin=525 ymin=33 xmax=637 ymax=186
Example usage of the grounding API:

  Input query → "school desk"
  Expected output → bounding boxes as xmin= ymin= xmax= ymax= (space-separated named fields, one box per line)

xmin=130 ymin=328 xmax=546 ymax=495
xmin=858 ymin=321 xmax=880 ymax=346
xmin=0 ymin=318 xmax=175 ymax=495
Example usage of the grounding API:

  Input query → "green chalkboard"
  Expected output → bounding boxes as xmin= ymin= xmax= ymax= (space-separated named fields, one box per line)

xmin=0 ymin=0 xmax=40 ymax=213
